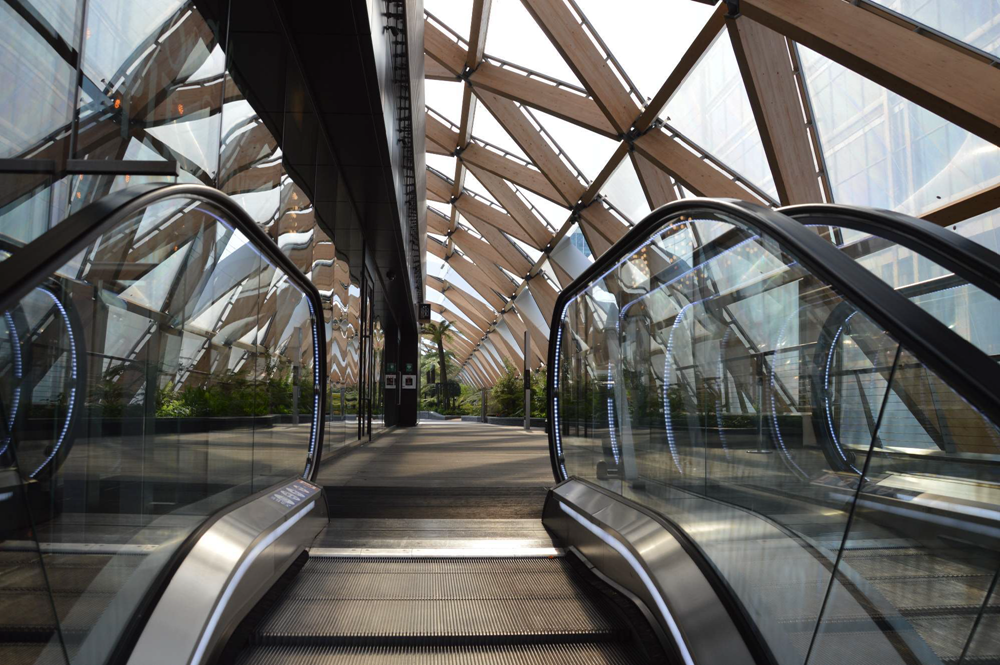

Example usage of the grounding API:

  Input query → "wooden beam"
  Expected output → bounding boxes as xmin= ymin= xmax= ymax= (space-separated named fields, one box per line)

xmin=424 ymin=20 xmax=466 ymax=76
xmin=425 ymin=53 xmax=456 ymax=80
xmin=457 ymin=213 xmax=533 ymax=277
xmin=633 ymin=130 xmax=764 ymax=203
xmin=579 ymin=202 xmax=628 ymax=248
xmin=636 ymin=4 xmax=727 ymax=132
xmin=427 ymin=168 xmax=453 ymax=202
xmin=580 ymin=142 xmax=629 ymax=206
xmin=631 ymin=151 xmax=677 ymax=208
xmin=741 ymin=0 xmax=1000 ymax=146
xmin=475 ymin=90 xmax=585 ymax=206
xmin=445 ymin=282 xmax=500 ymax=324
xmin=449 ymin=230 xmax=519 ymax=292
xmin=427 ymin=211 xmax=450 ymax=235
xmin=728 ymin=16 xmax=823 ymax=205
xmin=466 ymin=164 xmax=554 ymax=248
xmin=502 ymin=310 xmax=546 ymax=367
xmin=460 ymin=143 xmax=564 ymax=205
xmin=469 ymin=62 xmax=617 ymax=138
xmin=452 ymin=225 xmax=530 ymax=279
xmin=426 ymin=113 xmax=461 ymax=153
xmin=466 ymin=0 xmax=492 ymax=68
xmin=456 ymin=85 xmax=478 ymax=148
xmin=526 ymin=275 xmax=558 ymax=323
xmin=521 ymin=0 xmax=639 ymax=135
xmin=444 ymin=254 xmax=508 ymax=310
xmin=454 ymin=193 xmax=536 ymax=247
xmin=921 ymin=182 xmax=1000 ymax=228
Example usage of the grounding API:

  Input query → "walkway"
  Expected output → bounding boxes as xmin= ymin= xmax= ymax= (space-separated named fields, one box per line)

xmin=313 ymin=421 xmax=557 ymax=551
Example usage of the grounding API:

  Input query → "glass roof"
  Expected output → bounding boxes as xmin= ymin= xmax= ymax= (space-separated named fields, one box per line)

xmin=422 ymin=0 xmax=1000 ymax=385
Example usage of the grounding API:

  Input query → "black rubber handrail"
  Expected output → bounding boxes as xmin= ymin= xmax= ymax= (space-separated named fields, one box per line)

xmin=0 ymin=182 xmax=327 ymax=479
xmin=547 ymin=197 xmax=1000 ymax=483
xmin=782 ymin=203 xmax=1000 ymax=304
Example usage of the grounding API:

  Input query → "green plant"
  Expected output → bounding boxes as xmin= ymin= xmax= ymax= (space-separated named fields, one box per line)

xmin=489 ymin=359 xmax=523 ymax=417
xmin=421 ymin=321 xmax=455 ymax=412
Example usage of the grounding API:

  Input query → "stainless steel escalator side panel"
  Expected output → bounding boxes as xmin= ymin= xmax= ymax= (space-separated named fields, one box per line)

xmin=126 ymin=479 xmax=328 ymax=665
xmin=544 ymin=479 xmax=758 ymax=665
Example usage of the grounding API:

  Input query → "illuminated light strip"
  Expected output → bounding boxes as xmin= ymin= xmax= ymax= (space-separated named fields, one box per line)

xmin=607 ymin=360 xmax=620 ymax=465
xmin=663 ymin=302 xmax=698 ymax=474
xmin=1 ymin=311 xmax=22 ymax=456
xmin=767 ymin=305 xmax=811 ymax=479
xmin=823 ymin=311 xmax=862 ymax=474
xmin=30 ymin=288 xmax=78 ymax=478
xmin=189 ymin=500 xmax=315 ymax=665
xmin=559 ymin=501 xmax=695 ymax=665
xmin=714 ymin=327 xmax=732 ymax=461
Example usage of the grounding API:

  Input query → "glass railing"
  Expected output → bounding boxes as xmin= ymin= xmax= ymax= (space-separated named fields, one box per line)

xmin=548 ymin=199 xmax=1000 ymax=665
xmin=0 ymin=184 xmax=325 ymax=665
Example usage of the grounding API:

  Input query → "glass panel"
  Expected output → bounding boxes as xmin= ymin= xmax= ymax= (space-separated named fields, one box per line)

xmin=810 ymin=350 xmax=1000 ymax=665
xmin=797 ymin=45 xmax=1000 ymax=216
xmin=962 ymin=565 xmax=1000 ymax=661
xmin=0 ymin=1 xmax=77 ymax=159
xmin=809 ymin=221 xmax=1000 ymax=363
xmin=554 ymin=205 xmax=1000 ymax=665
xmin=484 ymin=0 xmax=582 ymax=85
xmin=555 ymin=208 xmax=907 ymax=665
xmin=76 ymin=1 xmax=223 ymax=181
xmin=600 ymin=155 xmax=650 ymax=224
xmin=572 ymin=0 xmax=717 ymax=100
xmin=870 ymin=0 xmax=1000 ymax=58
xmin=0 ymin=378 xmax=69 ymax=664
xmin=0 ymin=195 xmax=319 ymax=664
xmin=662 ymin=33 xmax=778 ymax=201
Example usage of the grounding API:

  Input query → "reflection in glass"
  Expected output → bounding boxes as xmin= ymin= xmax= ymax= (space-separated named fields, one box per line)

xmin=0 ymin=195 xmax=320 ymax=664
xmin=553 ymin=207 xmax=1000 ymax=665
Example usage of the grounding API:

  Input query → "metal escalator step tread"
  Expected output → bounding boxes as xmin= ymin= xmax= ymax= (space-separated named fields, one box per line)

xmin=870 ymin=576 xmax=993 ymax=612
xmin=907 ymin=614 xmax=979 ymax=662
xmin=254 ymin=598 xmax=627 ymax=641
xmin=843 ymin=554 xmax=992 ymax=579
xmin=0 ymin=643 xmax=69 ymax=665
xmin=301 ymin=557 xmax=571 ymax=575
xmin=283 ymin=572 xmax=591 ymax=600
xmin=235 ymin=642 xmax=645 ymax=664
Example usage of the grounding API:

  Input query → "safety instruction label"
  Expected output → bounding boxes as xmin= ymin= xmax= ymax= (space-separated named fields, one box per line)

xmin=268 ymin=479 xmax=319 ymax=509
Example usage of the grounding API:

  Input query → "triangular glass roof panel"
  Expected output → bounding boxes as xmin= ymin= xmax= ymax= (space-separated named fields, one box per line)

xmin=663 ymin=32 xmax=778 ymax=202
xmin=572 ymin=0 xmax=716 ymax=101
xmin=425 ymin=79 xmax=465 ymax=126
xmin=484 ymin=0 xmax=583 ymax=87
xmin=870 ymin=1 xmax=1000 ymax=58
xmin=798 ymin=45 xmax=1000 ymax=215
xmin=600 ymin=156 xmax=650 ymax=225
xmin=530 ymin=109 xmax=619 ymax=183
xmin=471 ymin=102 xmax=530 ymax=161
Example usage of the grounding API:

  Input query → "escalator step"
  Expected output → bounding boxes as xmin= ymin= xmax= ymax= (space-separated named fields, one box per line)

xmin=235 ymin=642 xmax=644 ymax=664
xmin=253 ymin=598 xmax=628 ymax=643
xmin=252 ymin=557 xmax=630 ymax=646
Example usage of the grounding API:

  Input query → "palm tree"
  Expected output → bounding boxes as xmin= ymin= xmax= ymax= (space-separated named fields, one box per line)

xmin=422 ymin=321 xmax=454 ymax=411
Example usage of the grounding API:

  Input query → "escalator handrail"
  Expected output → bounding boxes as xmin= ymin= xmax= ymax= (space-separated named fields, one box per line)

xmin=781 ymin=203 xmax=1000 ymax=304
xmin=0 ymin=182 xmax=328 ymax=481
xmin=547 ymin=197 xmax=1000 ymax=482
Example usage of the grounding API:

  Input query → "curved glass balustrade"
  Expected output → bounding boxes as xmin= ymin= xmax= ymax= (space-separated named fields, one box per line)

xmin=549 ymin=201 xmax=1000 ymax=665
xmin=0 ymin=185 xmax=325 ymax=664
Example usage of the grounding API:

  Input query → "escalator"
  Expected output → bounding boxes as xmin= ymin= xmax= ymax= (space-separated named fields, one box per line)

xmin=3 ymin=188 xmax=999 ymax=665
xmin=549 ymin=199 xmax=1000 ymax=665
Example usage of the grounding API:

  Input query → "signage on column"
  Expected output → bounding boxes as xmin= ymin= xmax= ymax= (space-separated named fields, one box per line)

xmin=418 ymin=303 xmax=431 ymax=322
xmin=386 ymin=374 xmax=397 ymax=389
xmin=401 ymin=374 xmax=416 ymax=389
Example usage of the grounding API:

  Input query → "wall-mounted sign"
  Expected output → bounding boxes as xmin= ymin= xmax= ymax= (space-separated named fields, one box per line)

xmin=385 ymin=374 xmax=397 ymax=389
xmin=401 ymin=374 xmax=416 ymax=389
xmin=418 ymin=303 xmax=431 ymax=322
xmin=404 ymin=362 xmax=414 ymax=373
xmin=387 ymin=362 xmax=397 ymax=373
